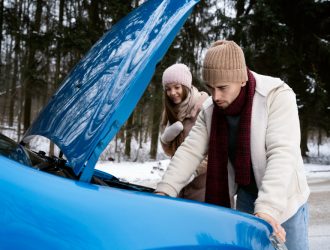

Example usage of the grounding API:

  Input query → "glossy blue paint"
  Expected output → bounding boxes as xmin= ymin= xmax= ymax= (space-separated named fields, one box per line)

xmin=23 ymin=0 xmax=199 ymax=181
xmin=0 ymin=156 xmax=275 ymax=249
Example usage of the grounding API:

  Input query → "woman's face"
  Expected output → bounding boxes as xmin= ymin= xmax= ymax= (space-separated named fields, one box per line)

xmin=165 ymin=83 xmax=184 ymax=104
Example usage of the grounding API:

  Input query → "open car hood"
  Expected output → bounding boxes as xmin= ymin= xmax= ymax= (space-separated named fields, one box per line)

xmin=23 ymin=0 xmax=199 ymax=182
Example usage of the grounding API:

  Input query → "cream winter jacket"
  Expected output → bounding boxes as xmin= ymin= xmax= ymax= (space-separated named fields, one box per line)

xmin=156 ymin=71 xmax=310 ymax=224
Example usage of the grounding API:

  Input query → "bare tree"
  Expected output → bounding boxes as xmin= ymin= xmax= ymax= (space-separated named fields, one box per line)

xmin=0 ymin=0 xmax=4 ymax=66
xmin=124 ymin=113 xmax=134 ymax=158
xmin=150 ymin=80 xmax=162 ymax=159
xmin=9 ymin=1 xmax=23 ymax=127
xmin=22 ymin=0 xmax=43 ymax=132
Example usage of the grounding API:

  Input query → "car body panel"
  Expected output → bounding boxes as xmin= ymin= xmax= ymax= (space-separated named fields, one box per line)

xmin=0 ymin=156 xmax=275 ymax=249
xmin=23 ymin=0 xmax=199 ymax=182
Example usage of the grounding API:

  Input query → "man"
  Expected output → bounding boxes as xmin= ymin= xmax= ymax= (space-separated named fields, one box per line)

xmin=155 ymin=40 xmax=310 ymax=250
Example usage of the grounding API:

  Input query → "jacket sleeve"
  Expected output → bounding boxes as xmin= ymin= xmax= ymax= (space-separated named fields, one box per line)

xmin=155 ymin=109 xmax=209 ymax=197
xmin=254 ymin=87 xmax=302 ymax=221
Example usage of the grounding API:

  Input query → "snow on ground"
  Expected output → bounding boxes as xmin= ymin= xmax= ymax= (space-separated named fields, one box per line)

xmin=96 ymin=159 xmax=170 ymax=189
xmin=306 ymin=164 xmax=330 ymax=250
xmin=96 ymin=160 xmax=330 ymax=189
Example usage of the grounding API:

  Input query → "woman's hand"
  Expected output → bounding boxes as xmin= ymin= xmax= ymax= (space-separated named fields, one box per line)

xmin=160 ymin=121 xmax=184 ymax=143
xmin=255 ymin=212 xmax=286 ymax=243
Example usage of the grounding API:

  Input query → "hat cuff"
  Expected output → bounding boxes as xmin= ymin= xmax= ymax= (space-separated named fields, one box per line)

xmin=162 ymin=79 xmax=191 ymax=90
xmin=202 ymin=68 xmax=248 ymax=85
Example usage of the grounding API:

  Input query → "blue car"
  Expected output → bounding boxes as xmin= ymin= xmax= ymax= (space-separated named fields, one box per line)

xmin=0 ymin=0 xmax=286 ymax=249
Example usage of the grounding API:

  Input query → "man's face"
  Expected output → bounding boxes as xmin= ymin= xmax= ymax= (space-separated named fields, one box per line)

xmin=206 ymin=81 xmax=246 ymax=109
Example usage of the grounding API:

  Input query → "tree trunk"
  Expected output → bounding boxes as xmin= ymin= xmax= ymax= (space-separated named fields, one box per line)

xmin=49 ymin=0 xmax=65 ymax=156
xmin=150 ymin=81 xmax=162 ymax=159
xmin=138 ymin=109 xmax=143 ymax=149
xmin=124 ymin=112 xmax=134 ymax=158
xmin=54 ymin=0 xmax=64 ymax=90
xmin=144 ymin=117 xmax=149 ymax=144
xmin=115 ymin=134 xmax=119 ymax=162
xmin=17 ymin=83 xmax=24 ymax=142
xmin=23 ymin=0 xmax=43 ymax=132
xmin=9 ymin=11 xmax=22 ymax=127
xmin=300 ymin=112 xmax=309 ymax=157
xmin=0 ymin=0 xmax=4 ymax=66
xmin=1 ymin=38 xmax=14 ymax=125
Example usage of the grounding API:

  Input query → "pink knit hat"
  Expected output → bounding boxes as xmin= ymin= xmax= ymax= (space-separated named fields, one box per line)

xmin=162 ymin=63 xmax=192 ymax=89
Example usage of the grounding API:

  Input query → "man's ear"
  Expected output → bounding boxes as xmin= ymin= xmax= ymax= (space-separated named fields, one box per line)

xmin=241 ymin=81 xmax=247 ymax=87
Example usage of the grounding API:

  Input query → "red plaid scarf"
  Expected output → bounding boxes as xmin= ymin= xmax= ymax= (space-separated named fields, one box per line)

xmin=205 ymin=69 xmax=256 ymax=207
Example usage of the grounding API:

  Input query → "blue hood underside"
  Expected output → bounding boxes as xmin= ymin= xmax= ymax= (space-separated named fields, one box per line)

xmin=23 ymin=0 xmax=199 ymax=182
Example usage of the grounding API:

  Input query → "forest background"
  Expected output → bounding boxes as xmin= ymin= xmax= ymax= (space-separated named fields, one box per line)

xmin=0 ymin=0 xmax=329 ymax=162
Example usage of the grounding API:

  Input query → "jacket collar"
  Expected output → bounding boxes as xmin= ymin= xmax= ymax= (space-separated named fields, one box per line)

xmin=252 ymin=71 xmax=284 ymax=97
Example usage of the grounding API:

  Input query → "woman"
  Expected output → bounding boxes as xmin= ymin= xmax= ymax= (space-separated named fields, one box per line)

xmin=160 ymin=63 xmax=209 ymax=202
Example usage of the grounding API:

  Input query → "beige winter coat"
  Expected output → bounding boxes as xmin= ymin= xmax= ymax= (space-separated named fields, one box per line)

xmin=156 ymin=71 xmax=310 ymax=224
xmin=161 ymin=88 xmax=208 ymax=202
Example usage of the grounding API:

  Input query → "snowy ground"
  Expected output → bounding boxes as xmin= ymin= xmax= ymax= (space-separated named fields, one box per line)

xmin=96 ymin=159 xmax=170 ymax=189
xmin=96 ymin=161 xmax=330 ymax=250
xmin=306 ymin=166 xmax=330 ymax=250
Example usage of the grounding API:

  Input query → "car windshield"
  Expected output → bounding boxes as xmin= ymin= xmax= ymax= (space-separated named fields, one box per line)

xmin=0 ymin=133 xmax=32 ymax=166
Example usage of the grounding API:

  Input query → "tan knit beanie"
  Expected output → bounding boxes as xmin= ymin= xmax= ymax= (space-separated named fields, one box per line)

xmin=202 ymin=40 xmax=248 ymax=86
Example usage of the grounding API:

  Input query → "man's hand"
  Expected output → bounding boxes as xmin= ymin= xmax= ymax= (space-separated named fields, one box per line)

xmin=154 ymin=191 xmax=168 ymax=196
xmin=255 ymin=212 xmax=286 ymax=243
